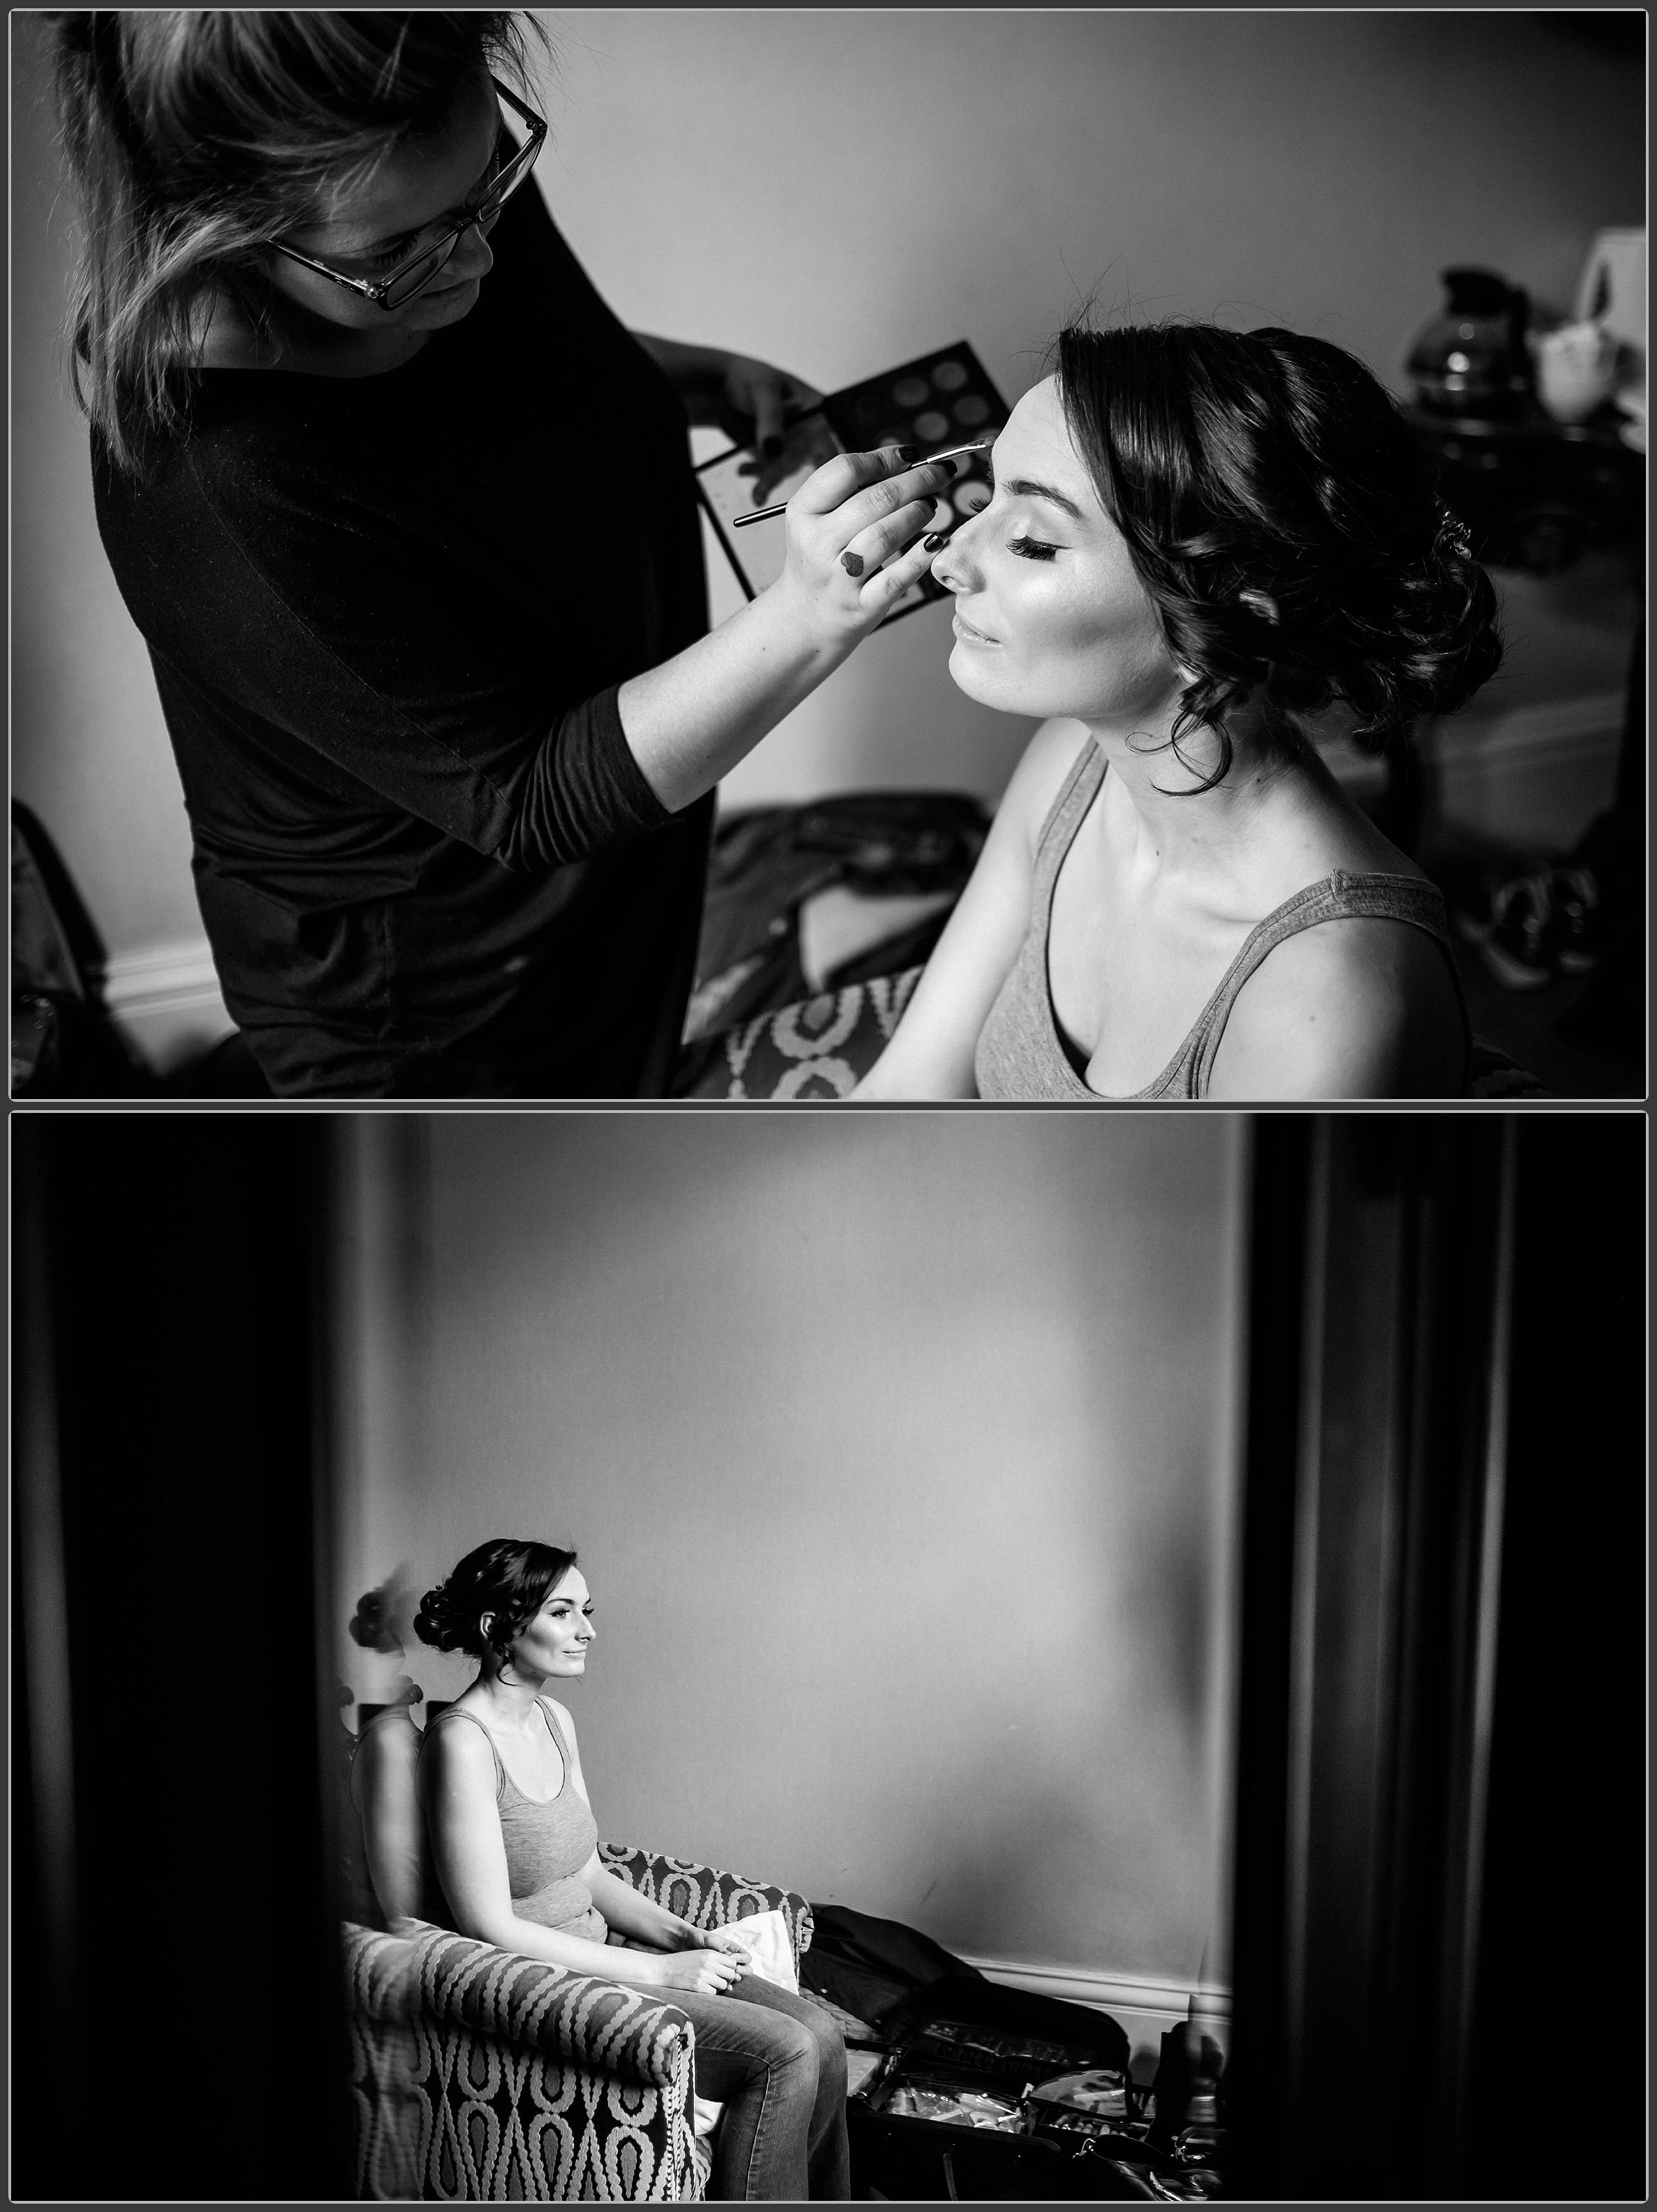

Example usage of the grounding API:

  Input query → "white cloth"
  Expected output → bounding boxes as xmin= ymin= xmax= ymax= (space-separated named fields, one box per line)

xmin=692 ymin=1909 xmax=799 ymax=2141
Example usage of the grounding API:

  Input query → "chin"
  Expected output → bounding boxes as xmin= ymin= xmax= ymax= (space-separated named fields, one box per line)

xmin=946 ymin=639 xmax=1000 ymax=706
xmin=946 ymin=641 xmax=1039 ymax=716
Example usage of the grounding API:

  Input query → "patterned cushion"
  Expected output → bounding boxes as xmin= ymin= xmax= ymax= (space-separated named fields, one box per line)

xmin=672 ymin=970 xmax=921 ymax=1100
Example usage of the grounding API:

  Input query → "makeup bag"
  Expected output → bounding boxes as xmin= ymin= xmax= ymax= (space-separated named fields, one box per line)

xmin=848 ymin=1974 xmax=1151 ymax=2202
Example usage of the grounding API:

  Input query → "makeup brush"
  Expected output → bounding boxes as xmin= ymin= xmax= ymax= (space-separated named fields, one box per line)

xmin=730 ymin=441 xmax=993 ymax=528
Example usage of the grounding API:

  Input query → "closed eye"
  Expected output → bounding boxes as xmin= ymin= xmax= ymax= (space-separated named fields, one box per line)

xmin=1010 ymin=536 xmax=1059 ymax=561
xmin=362 ymin=232 xmax=425 ymax=270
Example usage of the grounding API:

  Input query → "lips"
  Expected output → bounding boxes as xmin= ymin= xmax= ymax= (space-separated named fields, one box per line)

xmin=952 ymin=611 xmax=1000 ymax=646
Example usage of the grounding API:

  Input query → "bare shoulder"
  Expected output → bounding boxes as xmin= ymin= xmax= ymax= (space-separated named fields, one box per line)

xmin=1212 ymin=915 xmax=1464 ymax=1100
xmin=421 ymin=1705 xmax=496 ymax=1785
xmin=997 ymin=717 xmax=1096 ymax=851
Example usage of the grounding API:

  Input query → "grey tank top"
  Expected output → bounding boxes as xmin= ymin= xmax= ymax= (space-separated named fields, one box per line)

xmin=341 ymin=1704 xmax=443 ymax=1930
xmin=974 ymin=738 xmax=1469 ymax=1100
xmin=422 ymin=1698 xmax=606 ymax=1943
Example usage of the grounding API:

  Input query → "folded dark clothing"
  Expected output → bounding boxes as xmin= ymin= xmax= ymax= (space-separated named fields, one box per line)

xmin=801 ymin=1901 xmax=983 ymax=2027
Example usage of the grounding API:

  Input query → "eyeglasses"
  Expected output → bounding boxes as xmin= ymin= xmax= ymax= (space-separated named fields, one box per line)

xmin=271 ymin=77 xmax=547 ymax=311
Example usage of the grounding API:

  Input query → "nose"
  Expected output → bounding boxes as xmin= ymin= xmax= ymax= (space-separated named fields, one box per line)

xmin=929 ymin=510 xmax=983 ymax=595
xmin=445 ymin=219 xmax=494 ymax=285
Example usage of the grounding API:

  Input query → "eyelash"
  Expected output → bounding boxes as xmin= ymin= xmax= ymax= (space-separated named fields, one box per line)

xmin=364 ymin=155 xmax=504 ymax=271
xmin=1009 ymin=536 xmax=1059 ymax=562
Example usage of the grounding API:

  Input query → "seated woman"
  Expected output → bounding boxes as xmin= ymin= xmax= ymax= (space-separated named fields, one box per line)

xmin=415 ymin=1539 xmax=848 ymax=2202
xmin=854 ymin=322 xmax=1503 ymax=1100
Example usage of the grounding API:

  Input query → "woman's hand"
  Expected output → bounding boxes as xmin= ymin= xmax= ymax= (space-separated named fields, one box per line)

xmin=630 ymin=335 xmax=831 ymax=497
xmin=771 ymin=447 xmax=952 ymax=649
xmin=679 ymin=1922 xmax=756 ymax=1967
xmin=712 ymin=352 xmax=819 ymax=452
xmin=715 ymin=354 xmax=838 ymax=501
xmin=657 ymin=1916 xmax=754 ymax=1968
xmin=651 ymin=1945 xmax=748 ymax=1996
xmin=614 ymin=448 xmax=949 ymax=816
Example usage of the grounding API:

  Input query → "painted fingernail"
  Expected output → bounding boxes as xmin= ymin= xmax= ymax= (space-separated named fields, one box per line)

xmin=761 ymin=434 xmax=783 ymax=459
xmin=894 ymin=445 xmax=919 ymax=464
xmin=840 ymin=550 xmax=865 ymax=577
xmin=921 ymin=532 xmax=949 ymax=552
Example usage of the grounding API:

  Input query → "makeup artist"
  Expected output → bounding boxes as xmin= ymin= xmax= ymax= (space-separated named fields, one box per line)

xmin=53 ymin=10 xmax=950 ymax=1096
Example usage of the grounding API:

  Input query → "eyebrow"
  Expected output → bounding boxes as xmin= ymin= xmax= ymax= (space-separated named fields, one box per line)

xmin=999 ymin=473 xmax=1087 ymax=522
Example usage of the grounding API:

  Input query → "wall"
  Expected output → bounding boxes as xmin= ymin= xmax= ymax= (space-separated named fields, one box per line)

xmin=12 ymin=13 xmax=1641 ymax=1062
xmin=331 ymin=1114 xmax=1248 ymax=2050
xmin=12 ymin=15 xmax=233 ymax=1063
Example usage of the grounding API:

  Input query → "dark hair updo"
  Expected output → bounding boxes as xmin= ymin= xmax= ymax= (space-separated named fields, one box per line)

xmin=414 ymin=1538 xmax=579 ymax=1667
xmin=349 ymin=1583 xmax=398 ymax=1653
xmin=1053 ymin=321 xmax=1504 ymax=789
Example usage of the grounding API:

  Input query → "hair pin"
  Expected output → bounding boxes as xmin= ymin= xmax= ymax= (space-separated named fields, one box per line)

xmin=1436 ymin=505 xmax=1473 ymax=560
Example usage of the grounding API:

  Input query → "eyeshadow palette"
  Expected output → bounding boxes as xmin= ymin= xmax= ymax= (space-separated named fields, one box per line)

xmin=695 ymin=341 xmax=1010 ymax=627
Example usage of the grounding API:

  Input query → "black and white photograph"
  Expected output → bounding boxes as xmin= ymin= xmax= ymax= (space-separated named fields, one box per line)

xmin=11 ymin=8 xmax=1644 ymax=1102
xmin=12 ymin=1112 xmax=1646 ymax=2202
xmin=8 ymin=8 xmax=1649 ymax=2212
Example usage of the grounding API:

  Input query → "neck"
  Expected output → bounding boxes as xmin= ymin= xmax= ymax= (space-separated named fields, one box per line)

xmin=475 ymin=1661 xmax=545 ymax=1726
xmin=1087 ymin=708 xmax=1295 ymax=876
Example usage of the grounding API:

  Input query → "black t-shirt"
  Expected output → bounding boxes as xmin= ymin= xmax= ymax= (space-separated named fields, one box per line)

xmin=93 ymin=183 xmax=713 ymax=1098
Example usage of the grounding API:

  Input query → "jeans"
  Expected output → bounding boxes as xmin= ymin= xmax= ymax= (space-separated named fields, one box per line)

xmin=665 ymin=1975 xmax=849 ymax=2200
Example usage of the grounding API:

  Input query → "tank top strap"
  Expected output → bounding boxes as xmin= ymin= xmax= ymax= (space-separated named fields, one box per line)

xmin=534 ymin=1698 xmax=576 ymax=1773
xmin=1030 ymin=738 xmax=1107 ymax=912
xmin=1187 ymin=868 xmax=1461 ymax=1096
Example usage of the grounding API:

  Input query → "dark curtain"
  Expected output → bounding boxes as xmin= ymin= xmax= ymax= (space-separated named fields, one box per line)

xmin=1230 ymin=1112 xmax=1644 ymax=2202
xmin=12 ymin=1115 xmax=351 ymax=2202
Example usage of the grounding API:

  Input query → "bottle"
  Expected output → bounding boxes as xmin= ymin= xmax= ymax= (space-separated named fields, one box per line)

xmin=1154 ymin=2012 xmax=1225 ymax=2168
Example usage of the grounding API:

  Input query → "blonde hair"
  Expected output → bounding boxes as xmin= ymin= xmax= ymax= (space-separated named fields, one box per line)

xmin=49 ymin=11 xmax=545 ymax=473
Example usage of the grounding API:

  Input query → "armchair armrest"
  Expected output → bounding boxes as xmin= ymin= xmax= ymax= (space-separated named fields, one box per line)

xmin=342 ymin=1921 xmax=704 ymax=2200
xmin=347 ymin=1918 xmax=695 ymax=2088
xmin=597 ymin=1844 xmax=814 ymax=1975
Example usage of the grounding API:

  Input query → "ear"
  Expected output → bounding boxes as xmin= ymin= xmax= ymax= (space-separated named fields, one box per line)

xmin=1238 ymin=586 xmax=1280 ymax=623
xmin=477 ymin=1610 xmax=495 ymax=1645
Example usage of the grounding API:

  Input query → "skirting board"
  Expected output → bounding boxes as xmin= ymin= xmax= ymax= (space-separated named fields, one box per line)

xmin=100 ymin=935 xmax=234 ymax=1076
xmin=960 ymin=1955 xmax=1231 ymax=2080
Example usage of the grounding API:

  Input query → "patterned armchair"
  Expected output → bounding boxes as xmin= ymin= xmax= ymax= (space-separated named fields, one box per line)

xmin=345 ymin=1845 xmax=813 ymax=2202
